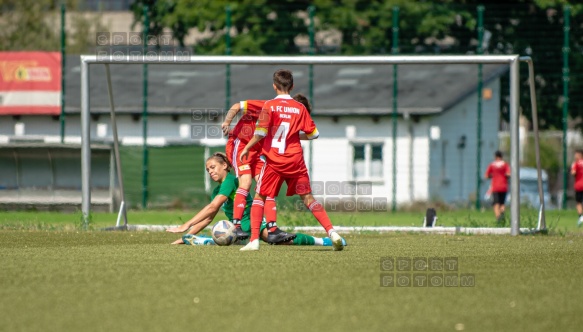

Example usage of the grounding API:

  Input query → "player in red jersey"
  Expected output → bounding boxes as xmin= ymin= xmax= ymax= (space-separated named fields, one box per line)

xmin=221 ymin=96 xmax=310 ymax=243
xmin=239 ymin=69 xmax=344 ymax=251
xmin=222 ymin=100 xmax=276 ymax=240
xmin=570 ymin=149 xmax=583 ymax=227
xmin=484 ymin=150 xmax=511 ymax=224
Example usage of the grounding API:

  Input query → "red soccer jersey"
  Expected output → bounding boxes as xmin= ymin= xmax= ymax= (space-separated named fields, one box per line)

xmin=255 ymin=95 xmax=319 ymax=175
xmin=485 ymin=160 xmax=511 ymax=192
xmin=571 ymin=160 xmax=583 ymax=191
xmin=230 ymin=100 xmax=265 ymax=142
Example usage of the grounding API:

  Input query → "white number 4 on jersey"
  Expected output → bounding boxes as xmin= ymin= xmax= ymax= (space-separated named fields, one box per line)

xmin=271 ymin=122 xmax=290 ymax=154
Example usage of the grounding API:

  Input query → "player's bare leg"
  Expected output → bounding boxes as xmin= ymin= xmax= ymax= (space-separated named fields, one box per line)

xmin=499 ymin=204 xmax=506 ymax=225
xmin=577 ymin=203 xmax=583 ymax=227
xmin=259 ymin=228 xmax=269 ymax=242
xmin=300 ymin=192 xmax=344 ymax=251
xmin=493 ymin=203 xmax=504 ymax=225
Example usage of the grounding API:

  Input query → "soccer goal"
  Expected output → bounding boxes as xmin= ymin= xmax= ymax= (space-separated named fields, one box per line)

xmin=79 ymin=54 xmax=544 ymax=236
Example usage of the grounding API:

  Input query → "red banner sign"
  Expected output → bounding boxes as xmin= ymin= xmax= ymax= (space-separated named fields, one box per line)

xmin=0 ymin=52 xmax=62 ymax=115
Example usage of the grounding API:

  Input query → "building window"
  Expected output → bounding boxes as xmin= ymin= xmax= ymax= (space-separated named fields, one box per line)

xmin=352 ymin=143 xmax=383 ymax=181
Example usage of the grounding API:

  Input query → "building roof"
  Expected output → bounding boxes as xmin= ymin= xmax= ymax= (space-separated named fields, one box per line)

xmin=64 ymin=55 xmax=508 ymax=116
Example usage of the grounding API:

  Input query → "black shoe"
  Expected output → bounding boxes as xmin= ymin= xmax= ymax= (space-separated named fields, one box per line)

xmin=234 ymin=227 xmax=250 ymax=240
xmin=266 ymin=229 xmax=296 ymax=244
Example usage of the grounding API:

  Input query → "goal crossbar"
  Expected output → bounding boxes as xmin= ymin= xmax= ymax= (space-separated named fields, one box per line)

xmin=80 ymin=54 xmax=535 ymax=236
xmin=81 ymin=54 xmax=520 ymax=65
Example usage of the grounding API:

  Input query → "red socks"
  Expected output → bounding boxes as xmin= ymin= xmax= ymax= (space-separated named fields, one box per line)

xmin=308 ymin=200 xmax=334 ymax=234
xmin=250 ymin=199 xmax=264 ymax=241
xmin=233 ymin=188 xmax=249 ymax=225
xmin=265 ymin=197 xmax=277 ymax=232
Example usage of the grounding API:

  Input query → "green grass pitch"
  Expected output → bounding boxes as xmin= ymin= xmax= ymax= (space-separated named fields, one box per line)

xmin=1 ymin=215 xmax=582 ymax=331
xmin=1 ymin=208 xmax=583 ymax=232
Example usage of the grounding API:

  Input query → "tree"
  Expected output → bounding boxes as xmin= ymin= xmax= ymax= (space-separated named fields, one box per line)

xmin=0 ymin=0 xmax=109 ymax=54
xmin=130 ymin=0 xmax=310 ymax=54
xmin=0 ymin=0 xmax=60 ymax=51
xmin=129 ymin=0 xmax=168 ymax=45
xmin=312 ymin=0 xmax=476 ymax=54
xmin=127 ymin=0 xmax=583 ymax=130
xmin=472 ymin=1 xmax=583 ymax=130
xmin=314 ymin=0 xmax=583 ymax=130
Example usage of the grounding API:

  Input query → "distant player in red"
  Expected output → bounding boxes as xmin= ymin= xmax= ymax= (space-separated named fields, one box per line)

xmin=484 ymin=150 xmax=511 ymax=224
xmin=239 ymin=69 xmax=344 ymax=251
xmin=570 ymin=149 xmax=583 ymax=227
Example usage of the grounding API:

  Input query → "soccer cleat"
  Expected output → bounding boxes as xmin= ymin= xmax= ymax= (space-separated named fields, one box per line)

xmin=266 ymin=229 xmax=297 ymax=244
xmin=182 ymin=234 xmax=215 ymax=246
xmin=234 ymin=227 xmax=250 ymax=240
xmin=323 ymin=236 xmax=347 ymax=247
xmin=240 ymin=239 xmax=260 ymax=251
xmin=329 ymin=231 xmax=344 ymax=251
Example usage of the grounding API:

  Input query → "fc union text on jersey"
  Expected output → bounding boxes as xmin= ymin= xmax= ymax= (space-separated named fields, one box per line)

xmin=270 ymin=105 xmax=301 ymax=114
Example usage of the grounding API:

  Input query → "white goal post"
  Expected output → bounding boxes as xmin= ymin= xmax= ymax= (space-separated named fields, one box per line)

xmin=79 ymin=54 xmax=543 ymax=236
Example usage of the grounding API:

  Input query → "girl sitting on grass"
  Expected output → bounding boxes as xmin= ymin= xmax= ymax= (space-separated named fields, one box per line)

xmin=167 ymin=152 xmax=344 ymax=247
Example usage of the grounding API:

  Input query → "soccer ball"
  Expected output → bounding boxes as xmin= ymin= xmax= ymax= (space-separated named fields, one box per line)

xmin=211 ymin=220 xmax=237 ymax=246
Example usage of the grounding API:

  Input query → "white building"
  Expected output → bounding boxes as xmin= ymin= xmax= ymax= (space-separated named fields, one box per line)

xmin=306 ymin=67 xmax=503 ymax=206
xmin=0 ymin=56 xmax=507 ymax=207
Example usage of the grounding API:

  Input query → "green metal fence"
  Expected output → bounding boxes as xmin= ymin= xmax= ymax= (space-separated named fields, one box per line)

xmin=3 ymin=2 xmax=582 ymax=209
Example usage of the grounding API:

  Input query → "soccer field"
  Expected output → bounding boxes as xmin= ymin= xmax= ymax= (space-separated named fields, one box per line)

xmin=1 ymin=230 xmax=582 ymax=332
xmin=1 ymin=207 xmax=583 ymax=232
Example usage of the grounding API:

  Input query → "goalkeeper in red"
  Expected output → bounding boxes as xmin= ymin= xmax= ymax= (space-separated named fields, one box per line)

xmin=239 ymin=69 xmax=344 ymax=251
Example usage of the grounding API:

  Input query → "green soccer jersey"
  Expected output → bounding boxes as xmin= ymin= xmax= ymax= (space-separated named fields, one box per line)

xmin=211 ymin=172 xmax=252 ymax=221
